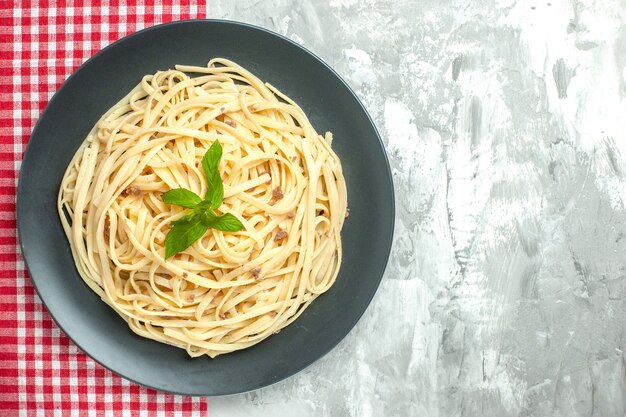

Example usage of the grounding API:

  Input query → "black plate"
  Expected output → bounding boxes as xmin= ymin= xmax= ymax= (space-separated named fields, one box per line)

xmin=17 ymin=20 xmax=394 ymax=396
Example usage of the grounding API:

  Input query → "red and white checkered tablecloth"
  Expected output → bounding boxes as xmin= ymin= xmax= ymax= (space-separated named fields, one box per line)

xmin=0 ymin=2 xmax=212 ymax=415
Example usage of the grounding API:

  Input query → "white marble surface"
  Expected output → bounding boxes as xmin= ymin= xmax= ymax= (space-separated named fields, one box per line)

xmin=205 ymin=1 xmax=626 ymax=416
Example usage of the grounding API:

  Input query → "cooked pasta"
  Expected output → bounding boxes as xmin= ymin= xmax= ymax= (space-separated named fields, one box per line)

xmin=58 ymin=58 xmax=347 ymax=357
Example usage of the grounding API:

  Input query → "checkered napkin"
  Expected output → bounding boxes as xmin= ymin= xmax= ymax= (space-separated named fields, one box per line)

xmin=0 ymin=2 xmax=212 ymax=415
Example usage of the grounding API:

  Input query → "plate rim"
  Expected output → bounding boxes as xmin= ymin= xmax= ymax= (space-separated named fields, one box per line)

xmin=16 ymin=18 xmax=395 ymax=396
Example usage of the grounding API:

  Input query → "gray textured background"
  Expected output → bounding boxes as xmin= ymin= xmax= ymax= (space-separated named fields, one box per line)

xmin=206 ymin=1 xmax=626 ymax=416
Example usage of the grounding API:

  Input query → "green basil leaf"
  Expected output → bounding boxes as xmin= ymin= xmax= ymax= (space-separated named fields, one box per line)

xmin=204 ymin=212 xmax=245 ymax=232
xmin=165 ymin=216 xmax=209 ymax=258
xmin=195 ymin=200 xmax=213 ymax=211
xmin=201 ymin=140 xmax=224 ymax=210
xmin=162 ymin=141 xmax=243 ymax=257
xmin=162 ymin=188 xmax=202 ymax=208
xmin=198 ymin=210 xmax=217 ymax=228
xmin=170 ymin=211 xmax=198 ymax=226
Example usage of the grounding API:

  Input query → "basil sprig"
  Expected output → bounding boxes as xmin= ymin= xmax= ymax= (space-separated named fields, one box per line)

xmin=162 ymin=140 xmax=244 ymax=258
